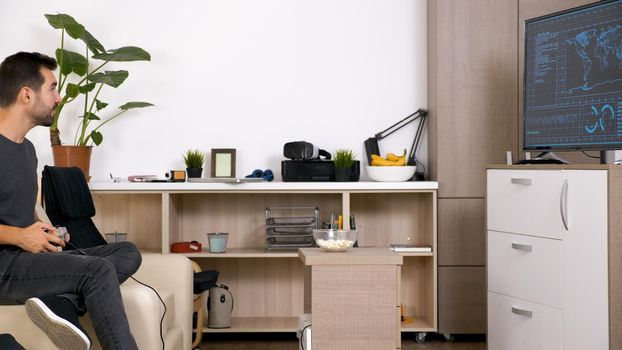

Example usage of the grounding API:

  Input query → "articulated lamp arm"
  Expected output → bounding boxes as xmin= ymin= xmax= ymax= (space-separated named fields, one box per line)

xmin=364 ymin=108 xmax=429 ymax=165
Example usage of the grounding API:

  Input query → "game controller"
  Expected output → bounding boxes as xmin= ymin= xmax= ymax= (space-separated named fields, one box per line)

xmin=53 ymin=226 xmax=68 ymax=241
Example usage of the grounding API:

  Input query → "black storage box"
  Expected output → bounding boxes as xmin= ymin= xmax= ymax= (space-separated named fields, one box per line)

xmin=282 ymin=160 xmax=360 ymax=182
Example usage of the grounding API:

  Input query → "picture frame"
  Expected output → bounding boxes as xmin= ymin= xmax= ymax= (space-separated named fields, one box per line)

xmin=211 ymin=148 xmax=236 ymax=178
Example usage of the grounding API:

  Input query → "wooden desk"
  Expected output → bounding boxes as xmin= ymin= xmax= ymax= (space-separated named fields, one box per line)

xmin=299 ymin=248 xmax=403 ymax=350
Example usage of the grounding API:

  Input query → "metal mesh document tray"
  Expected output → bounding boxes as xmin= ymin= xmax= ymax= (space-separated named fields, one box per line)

xmin=265 ymin=207 xmax=319 ymax=250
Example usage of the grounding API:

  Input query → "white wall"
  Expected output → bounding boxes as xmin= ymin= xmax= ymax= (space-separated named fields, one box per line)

xmin=1 ymin=0 xmax=427 ymax=182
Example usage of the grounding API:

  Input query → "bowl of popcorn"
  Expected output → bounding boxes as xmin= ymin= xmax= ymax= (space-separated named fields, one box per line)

xmin=312 ymin=229 xmax=357 ymax=252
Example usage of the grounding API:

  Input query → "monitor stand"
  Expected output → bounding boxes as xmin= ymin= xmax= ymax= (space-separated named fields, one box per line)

xmin=515 ymin=152 xmax=568 ymax=165
xmin=600 ymin=150 xmax=616 ymax=165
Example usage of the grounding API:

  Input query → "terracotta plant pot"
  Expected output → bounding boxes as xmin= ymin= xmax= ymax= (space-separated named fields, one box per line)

xmin=52 ymin=145 xmax=93 ymax=181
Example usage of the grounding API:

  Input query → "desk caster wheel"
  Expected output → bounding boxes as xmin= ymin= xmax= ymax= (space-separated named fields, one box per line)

xmin=443 ymin=333 xmax=454 ymax=342
xmin=415 ymin=332 xmax=427 ymax=344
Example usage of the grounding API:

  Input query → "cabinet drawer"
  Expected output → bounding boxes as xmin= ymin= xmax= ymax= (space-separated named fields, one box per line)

xmin=488 ymin=291 xmax=562 ymax=350
xmin=488 ymin=231 xmax=561 ymax=308
xmin=487 ymin=169 xmax=562 ymax=239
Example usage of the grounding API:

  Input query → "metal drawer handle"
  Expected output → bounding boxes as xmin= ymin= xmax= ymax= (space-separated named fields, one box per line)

xmin=560 ymin=179 xmax=569 ymax=231
xmin=511 ymin=242 xmax=533 ymax=252
xmin=511 ymin=306 xmax=533 ymax=318
xmin=511 ymin=178 xmax=532 ymax=185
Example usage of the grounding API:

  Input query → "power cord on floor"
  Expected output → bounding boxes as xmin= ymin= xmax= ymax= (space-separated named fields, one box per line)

xmin=65 ymin=241 xmax=166 ymax=350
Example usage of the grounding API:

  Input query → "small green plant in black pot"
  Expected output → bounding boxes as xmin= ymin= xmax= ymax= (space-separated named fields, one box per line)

xmin=184 ymin=149 xmax=205 ymax=178
xmin=333 ymin=149 xmax=355 ymax=182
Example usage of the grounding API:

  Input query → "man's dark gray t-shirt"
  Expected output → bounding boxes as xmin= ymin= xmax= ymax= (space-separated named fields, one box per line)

xmin=0 ymin=133 xmax=37 ymax=228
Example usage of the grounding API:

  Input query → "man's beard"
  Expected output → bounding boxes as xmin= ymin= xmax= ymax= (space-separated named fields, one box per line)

xmin=32 ymin=103 xmax=56 ymax=127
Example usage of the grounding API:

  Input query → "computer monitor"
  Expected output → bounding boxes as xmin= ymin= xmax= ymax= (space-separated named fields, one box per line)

xmin=523 ymin=0 xmax=622 ymax=162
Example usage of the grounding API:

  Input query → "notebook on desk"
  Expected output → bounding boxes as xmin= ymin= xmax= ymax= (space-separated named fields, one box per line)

xmin=389 ymin=244 xmax=432 ymax=252
xmin=187 ymin=177 xmax=264 ymax=183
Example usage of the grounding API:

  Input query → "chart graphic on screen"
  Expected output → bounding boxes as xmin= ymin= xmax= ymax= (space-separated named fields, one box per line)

xmin=524 ymin=0 xmax=622 ymax=150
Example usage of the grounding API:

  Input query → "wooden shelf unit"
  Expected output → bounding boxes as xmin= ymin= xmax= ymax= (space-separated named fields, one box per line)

xmin=202 ymin=316 xmax=299 ymax=333
xmin=401 ymin=316 xmax=436 ymax=332
xmin=90 ymin=181 xmax=438 ymax=334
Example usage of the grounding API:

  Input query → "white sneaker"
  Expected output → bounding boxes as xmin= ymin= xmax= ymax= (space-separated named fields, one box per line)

xmin=25 ymin=297 xmax=91 ymax=350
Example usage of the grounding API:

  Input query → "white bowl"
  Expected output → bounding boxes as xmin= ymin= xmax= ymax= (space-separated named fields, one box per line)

xmin=366 ymin=166 xmax=416 ymax=182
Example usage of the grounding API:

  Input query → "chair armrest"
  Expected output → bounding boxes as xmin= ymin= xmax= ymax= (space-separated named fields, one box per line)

xmin=129 ymin=253 xmax=193 ymax=350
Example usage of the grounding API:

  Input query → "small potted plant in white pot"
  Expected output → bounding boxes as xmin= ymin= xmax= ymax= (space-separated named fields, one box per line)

xmin=334 ymin=149 xmax=355 ymax=182
xmin=184 ymin=149 xmax=205 ymax=178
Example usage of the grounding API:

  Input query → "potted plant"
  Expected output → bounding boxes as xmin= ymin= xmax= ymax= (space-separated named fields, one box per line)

xmin=333 ymin=149 xmax=355 ymax=182
xmin=184 ymin=149 xmax=205 ymax=178
xmin=45 ymin=13 xmax=153 ymax=179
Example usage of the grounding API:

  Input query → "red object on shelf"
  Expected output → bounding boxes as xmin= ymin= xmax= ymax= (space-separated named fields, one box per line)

xmin=171 ymin=241 xmax=202 ymax=253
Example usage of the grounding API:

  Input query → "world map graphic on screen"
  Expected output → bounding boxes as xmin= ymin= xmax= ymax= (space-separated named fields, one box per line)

xmin=524 ymin=1 xmax=622 ymax=150
xmin=566 ymin=25 xmax=622 ymax=94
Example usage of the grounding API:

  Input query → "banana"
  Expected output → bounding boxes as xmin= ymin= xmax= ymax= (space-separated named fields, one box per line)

xmin=386 ymin=153 xmax=400 ymax=162
xmin=371 ymin=154 xmax=384 ymax=161
xmin=371 ymin=154 xmax=404 ymax=166
xmin=371 ymin=149 xmax=409 ymax=166
xmin=385 ymin=149 xmax=407 ymax=163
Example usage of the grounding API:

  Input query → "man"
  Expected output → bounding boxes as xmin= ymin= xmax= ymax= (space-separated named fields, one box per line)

xmin=0 ymin=52 xmax=142 ymax=349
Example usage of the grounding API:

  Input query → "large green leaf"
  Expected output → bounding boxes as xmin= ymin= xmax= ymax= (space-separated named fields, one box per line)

xmin=81 ymin=29 xmax=105 ymax=55
xmin=65 ymin=83 xmax=80 ymax=98
xmin=45 ymin=14 xmax=84 ymax=39
xmin=79 ymin=112 xmax=100 ymax=121
xmin=119 ymin=102 xmax=154 ymax=110
xmin=88 ymin=70 xmax=129 ymax=88
xmin=95 ymin=99 xmax=108 ymax=111
xmin=92 ymin=47 xmax=151 ymax=62
xmin=55 ymin=48 xmax=88 ymax=76
xmin=90 ymin=131 xmax=103 ymax=146
xmin=78 ymin=83 xmax=97 ymax=94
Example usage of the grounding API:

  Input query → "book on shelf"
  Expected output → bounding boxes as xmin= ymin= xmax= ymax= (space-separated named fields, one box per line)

xmin=128 ymin=175 xmax=159 ymax=182
xmin=389 ymin=244 xmax=432 ymax=253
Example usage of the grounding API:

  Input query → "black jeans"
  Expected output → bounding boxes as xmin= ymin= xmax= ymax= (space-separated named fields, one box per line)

xmin=0 ymin=242 xmax=142 ymax=350
xmin=0 ymin=334 xmax=25 ymax=350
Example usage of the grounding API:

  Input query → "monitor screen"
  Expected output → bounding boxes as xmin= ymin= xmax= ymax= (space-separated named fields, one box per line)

xmin=523 ymin=0 xmax=622 ymax=151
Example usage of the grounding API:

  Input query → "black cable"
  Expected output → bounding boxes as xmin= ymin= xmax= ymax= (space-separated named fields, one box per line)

xmin=581 ymin=150 xmax=600 ymax=159
xmin=65 ymin=241 xmax=166 ymax=350
xmin=580 ymin=150 xmax=622 ymax=163
xmin=126 ymin=274 xmax=166 ymax=350
xmin=415 ymin=159 xmax=428 ymax=180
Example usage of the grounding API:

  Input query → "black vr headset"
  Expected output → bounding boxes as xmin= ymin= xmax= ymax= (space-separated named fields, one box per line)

xmin=283 ymin=141 xmax=331 ymax=161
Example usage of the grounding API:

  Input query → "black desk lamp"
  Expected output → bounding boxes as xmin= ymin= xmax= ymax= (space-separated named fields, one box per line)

xmin=364 ymin=108 xmax=429 ymax=178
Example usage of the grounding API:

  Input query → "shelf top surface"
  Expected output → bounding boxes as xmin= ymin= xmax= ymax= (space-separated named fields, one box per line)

xmin=299 ymin=247 xmax=403 ymax=266
xmin=487 ymin=164 xmax=617 ymax=170
xmin=174 ymin=247 xmax=432 ymax=258
xmin=180 ymin=248 xmax=300 ymax=258
xmin=89 ymin=180 xmax=438 ymax=192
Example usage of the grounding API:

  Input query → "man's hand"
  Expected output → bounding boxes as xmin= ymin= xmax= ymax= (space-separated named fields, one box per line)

xmin=16 ymin=222 xmax=64 ymax=253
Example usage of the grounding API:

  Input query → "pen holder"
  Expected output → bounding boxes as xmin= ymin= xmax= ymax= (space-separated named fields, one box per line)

xmin=207 ymin=232 xmax=229 ymax=253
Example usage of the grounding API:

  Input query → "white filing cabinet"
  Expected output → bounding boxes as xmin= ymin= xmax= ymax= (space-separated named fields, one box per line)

xmin=487 ymin=167 xmax=622 ymax=350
